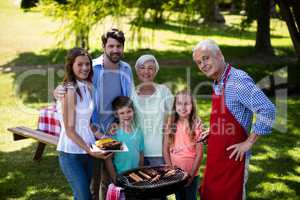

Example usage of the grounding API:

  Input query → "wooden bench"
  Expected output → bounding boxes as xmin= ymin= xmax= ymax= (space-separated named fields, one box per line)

xmin=7 ymin=126 xmax=59 ymax=161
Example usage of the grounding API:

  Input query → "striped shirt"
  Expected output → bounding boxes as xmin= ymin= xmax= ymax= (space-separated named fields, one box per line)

xmin=213 ymin=65 xmax=276 ymax=135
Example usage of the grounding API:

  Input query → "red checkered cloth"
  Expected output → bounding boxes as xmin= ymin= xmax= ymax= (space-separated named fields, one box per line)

xmin=37 ymin=104 xmax=61 ymax=136
xmin=106 ymin=183 xmax=125 ymax=200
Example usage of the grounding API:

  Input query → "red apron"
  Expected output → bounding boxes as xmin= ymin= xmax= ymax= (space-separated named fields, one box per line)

xmin=200 ymin=66 xmax=247 ymax=200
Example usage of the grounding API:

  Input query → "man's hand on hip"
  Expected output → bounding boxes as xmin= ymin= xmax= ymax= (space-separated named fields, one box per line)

xmin=226 ymin=133 xmax=259 ymax=161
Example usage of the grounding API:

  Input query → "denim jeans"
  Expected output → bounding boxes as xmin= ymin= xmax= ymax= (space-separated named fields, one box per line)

xmin=175 ymin=176 xmax=200 ymax=200
xmin=144 ymin=157 xmax=165 ymax=166
xmin=90 ymin=158 xmax=101 ymax=200
xmin=59 ymin=151 xmax=93 ymax=200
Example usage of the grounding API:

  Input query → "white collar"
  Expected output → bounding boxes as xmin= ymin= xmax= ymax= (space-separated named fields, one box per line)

xmin=76 ymin=80 xmax=87 ymax=87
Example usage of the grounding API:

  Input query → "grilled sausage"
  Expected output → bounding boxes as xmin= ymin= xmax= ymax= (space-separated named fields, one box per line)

xmin=150 ymin=174 xmax=161 ymax=182
xmin=164 ymin=169 xmax=176 ymax=177
xmin=143 ymin=168 xmax=158 ymax=177
xmin=138 ymin=171 xmax=152 ymax=180
xmin=129 ymin=173 xmax=143 ymax=182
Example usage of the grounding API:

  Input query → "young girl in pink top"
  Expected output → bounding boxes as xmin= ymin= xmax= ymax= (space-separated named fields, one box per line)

xmin=164 ymin=89 xmax=203 ymax=200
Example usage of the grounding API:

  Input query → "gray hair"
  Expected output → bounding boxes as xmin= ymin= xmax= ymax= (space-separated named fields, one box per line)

xmin=192 ymin=39 xmax=225 ymax=62
xmin=192 ymin=39 xmax=221 ymax=56
xmin=134 ymin=54 xmax=159 ymax=72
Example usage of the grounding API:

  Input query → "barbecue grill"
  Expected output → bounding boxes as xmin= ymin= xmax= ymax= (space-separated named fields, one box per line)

xmin=116 ymin=165 xmax=188 ymax=198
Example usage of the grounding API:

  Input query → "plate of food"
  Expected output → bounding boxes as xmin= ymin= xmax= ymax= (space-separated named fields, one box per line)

xmin=91 ymin=138 xmax=128 ymax=153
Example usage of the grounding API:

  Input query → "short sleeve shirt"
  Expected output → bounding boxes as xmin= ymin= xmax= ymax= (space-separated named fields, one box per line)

xmin=112 ymin=128 xmax=144 ymax=174
xmin=131 ymin=84 xmax=173 ymax=157
xmin=170 ymin=122 xmax=202 ymax=176
xmin=98 ymin=71 xmax=122 ymax=131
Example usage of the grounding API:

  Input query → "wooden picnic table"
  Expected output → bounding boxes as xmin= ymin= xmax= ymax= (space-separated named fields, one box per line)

xmin=7 ymin=126 xmax=58 ymax=161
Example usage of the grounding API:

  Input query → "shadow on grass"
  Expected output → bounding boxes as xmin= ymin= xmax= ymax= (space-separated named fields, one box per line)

xmin=0 ymin=143 xmax=71 ymax=200
xmin=1 ymin=61 xmax=281 ymax=104
xmin=131 ymin=20 xmax=288 ymax=40
xmin=1 ymin=99 xmax=299 ymax=200
xmin=0 ymin=45 xmax=296 ymax=68
xmin=0 ymin=46 xmax=298 ymax=104
xmin=246 ymin=99 xmax=300 ymax=200
xmin=0 ymin=49 xmax=68 ymax=68
xmin=248 ymin=136 xmax=300 ymax=199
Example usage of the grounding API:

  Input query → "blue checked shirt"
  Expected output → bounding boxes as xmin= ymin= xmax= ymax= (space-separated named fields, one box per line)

xmin=91 ymin=55 xmax=133 ymax=132
xmin=213 ymin=65 xmax=276 ymax=135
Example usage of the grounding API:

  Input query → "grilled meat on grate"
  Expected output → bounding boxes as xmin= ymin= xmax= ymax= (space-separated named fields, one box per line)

xmin=116 ymin=165 xmax=188 ymax=198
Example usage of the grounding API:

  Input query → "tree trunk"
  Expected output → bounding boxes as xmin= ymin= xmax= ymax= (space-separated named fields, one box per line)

xmin=21 ymin=0 xmax=38 ymax=9
xmin=290 ymin=1 xmax=300 ymax=28
xmin=276 ymin=0 xmax=300 ymax=61
xmin=255 ymin=0 xmax=273 ymax=54
xmin=202 ymin=0 xmax=225 ymax=24
xmin=75 ymin=28 xmax=89 ymax=50
xmin=230 ymin=0 xmax=243 ymax=14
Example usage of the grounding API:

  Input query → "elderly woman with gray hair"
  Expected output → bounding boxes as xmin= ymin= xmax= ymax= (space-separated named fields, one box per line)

xmin=131 ymin=54 xmax=174 ymax=167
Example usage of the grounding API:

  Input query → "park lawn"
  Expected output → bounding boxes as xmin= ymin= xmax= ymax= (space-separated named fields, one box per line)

xmin=0 ymin=0 xmax=295 ymax=68
xmin=1 ymin=65 xmax=300 ymax=200
xmin=0 ymin=0 xmax=299 ymax=199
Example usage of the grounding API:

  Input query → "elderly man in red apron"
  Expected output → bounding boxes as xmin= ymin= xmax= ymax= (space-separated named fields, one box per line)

xmin=193 ymin=39 xmax=276 ymax=200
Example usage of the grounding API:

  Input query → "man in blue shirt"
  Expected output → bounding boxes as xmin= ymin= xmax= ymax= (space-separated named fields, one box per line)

xmin=192 ymin=39 xmax=275 ymax=200
xmin=91 ymin=29 xmax=133 ymax=133
xmin=90 ymin=28 xmax=133 ymax=200
xmin=54 ymin=28 xmax=133 ymax=200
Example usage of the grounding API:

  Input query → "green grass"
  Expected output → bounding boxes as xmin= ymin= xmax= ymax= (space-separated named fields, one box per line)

xmin=0 ymin=0 xmax=59 ymax=67
xmin=0 ymin=0 xmax=295 ymax=68
xmin=1 ymin=66 xmax=299 ymax=200
xmin=0 ymin=0 xmax=299 ymax=199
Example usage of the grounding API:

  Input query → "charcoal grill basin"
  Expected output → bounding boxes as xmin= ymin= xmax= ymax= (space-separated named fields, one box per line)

xmin=116 ymin=165 xmax=188 ymax=198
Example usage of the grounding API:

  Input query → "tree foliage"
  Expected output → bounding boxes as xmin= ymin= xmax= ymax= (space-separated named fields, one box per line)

xmin=127 ymin=0 xmax=201 ymax=47
xmin=36 ymin=0 xmax=229 ymax=49
xmin=129 ymin=0 xmax=226 ymax=26
xmin=35 ymin=0 xmax=298 ymax=58
xmin=38 ymin=0 xmax=125 ymax=49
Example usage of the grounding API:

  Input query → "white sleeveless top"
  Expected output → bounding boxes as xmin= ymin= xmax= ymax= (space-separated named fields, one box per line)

xmin=57 ymin=80 xmax=96 ymax=154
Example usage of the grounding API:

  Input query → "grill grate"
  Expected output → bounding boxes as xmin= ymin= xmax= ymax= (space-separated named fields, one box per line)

xmin=117 ymin=166 xmax=188 ymax=198
xmin=119 ymin=168 xmax=186 ymax=189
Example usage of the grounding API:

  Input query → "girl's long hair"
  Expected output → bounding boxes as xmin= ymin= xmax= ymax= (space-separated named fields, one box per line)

xmin=168 ymin=89 xmax=197 ymax=146
xmin=63 ymin=47 xmax=93 ymax=100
